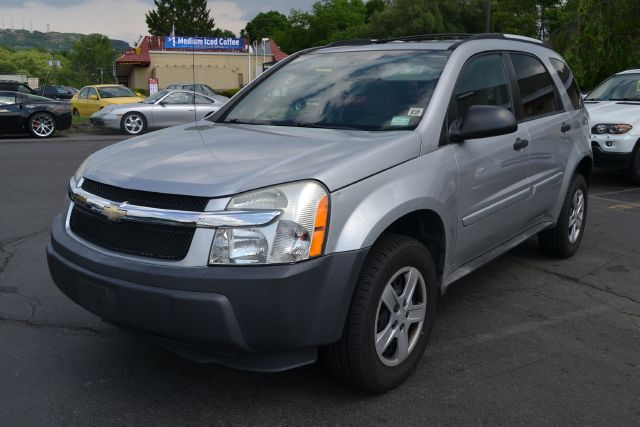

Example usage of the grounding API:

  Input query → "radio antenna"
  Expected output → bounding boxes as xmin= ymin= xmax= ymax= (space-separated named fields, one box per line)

xmin=192 ymin=35 xmax=197 ymax=122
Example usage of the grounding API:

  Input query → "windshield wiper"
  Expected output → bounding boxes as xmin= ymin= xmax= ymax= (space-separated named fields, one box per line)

xmin=295 ymin=122 xmax=363 ymax=131
xmin=609 ymin=98 xmax=640 ymax=101
xmin=584 ymin=97 xmax=600 ymax=101
xmin=222 ymin=118 xmax=257 ymax=125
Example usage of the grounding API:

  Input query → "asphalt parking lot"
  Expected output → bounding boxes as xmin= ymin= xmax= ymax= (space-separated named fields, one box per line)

xmin=1 ymin=133 xmax=639 ymax=425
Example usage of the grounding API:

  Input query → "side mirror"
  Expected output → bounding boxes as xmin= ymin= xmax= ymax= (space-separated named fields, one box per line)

xmin=449 ymin=105 xmax=517 ymax=142
xmin=88 ymin=94 xmax=98 ymax=101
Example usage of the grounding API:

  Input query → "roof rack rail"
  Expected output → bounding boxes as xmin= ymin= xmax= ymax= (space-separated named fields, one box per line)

xmin=380 ymin=33 xmax=473 ymax=43
xmin=323 ymin=33 xmax=547 ymax=50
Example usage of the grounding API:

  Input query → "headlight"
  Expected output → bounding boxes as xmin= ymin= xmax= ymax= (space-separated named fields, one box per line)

xmin=209 ymin=181 xmax=329 ymax=265
xmin=592 ymin=123 xmax=632 ymax=134
xmin=73 ymin=158 xmax=90 ymax=184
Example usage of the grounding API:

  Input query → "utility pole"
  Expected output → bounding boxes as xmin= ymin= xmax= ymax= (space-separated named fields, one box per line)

xmin=485 ymin=0 xmax=492 ymax=33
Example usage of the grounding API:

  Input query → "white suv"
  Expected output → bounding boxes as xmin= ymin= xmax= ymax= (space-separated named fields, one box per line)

xmin=585 ymin=69 xmax=640 ymax=183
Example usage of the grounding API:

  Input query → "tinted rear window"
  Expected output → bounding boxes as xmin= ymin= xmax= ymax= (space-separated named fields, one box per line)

xmin=550 ymin=58 xmax=581 ymax=110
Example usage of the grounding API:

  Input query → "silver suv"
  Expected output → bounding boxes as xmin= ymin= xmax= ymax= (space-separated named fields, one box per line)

xmin=47 ymin=34 xmax=592 ymax=392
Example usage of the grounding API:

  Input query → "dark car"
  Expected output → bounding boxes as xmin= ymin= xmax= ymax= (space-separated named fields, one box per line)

xmin=0 ymin=91 xmax=72 ymax=138
xmin=34 ymin=85 xmax=75 ymax=101
xmin=0 ymin=80 xmax=36 ymax=95
xmin=166 ymin=83 xmax=220 ymax=97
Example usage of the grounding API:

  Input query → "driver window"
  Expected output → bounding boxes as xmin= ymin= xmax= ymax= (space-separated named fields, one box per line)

xmin=78 ymin=88 xmax=89 ymax=99
xmin=0 ymin=94 xmax=16 ymax=105
xmin=86 ymin=87 xmax=98 ymax=99
xmin=451 ymin=53 xmax=512 ymax=122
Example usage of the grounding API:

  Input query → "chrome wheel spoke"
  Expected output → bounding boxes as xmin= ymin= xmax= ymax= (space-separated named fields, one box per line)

xmin=381 ymin=283 xmax=399 ymax=311
xmin=401 ymin=268 xmax=419 ymax=303
xmin=375 ymin=322 xmax=396 ymax=355
xmin=406 ymin=303 xmax=426 ymax=323
xmin=396 ymin=326 xmax=409 ymax=361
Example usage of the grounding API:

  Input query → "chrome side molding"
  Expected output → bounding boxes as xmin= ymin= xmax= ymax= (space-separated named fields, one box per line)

xmin=69 ymin=178 xmax=281 ymax=228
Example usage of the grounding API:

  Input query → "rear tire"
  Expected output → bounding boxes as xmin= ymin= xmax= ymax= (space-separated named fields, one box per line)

xmin=322 ymin=234 xmax=438 ymax=393
xmin=538 ymin=174 xmax=588 ymax=258
xmin=28 ymin=112 xmax=56 ymax=138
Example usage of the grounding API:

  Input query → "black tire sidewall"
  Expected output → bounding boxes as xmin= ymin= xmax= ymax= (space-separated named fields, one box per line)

xmin=120 ymin=112 xmax=146 ymax=135
xmin=28 ymin=113 xmax=56 ymax=138
xmin=557 ymin=174 xmax=588 ymax=256
xmin=350 ymin=236 xmax=438 ymax=392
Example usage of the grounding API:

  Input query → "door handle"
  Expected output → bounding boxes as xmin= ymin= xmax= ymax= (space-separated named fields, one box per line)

xmin=513 ymin=138 xmax=529 ymax=151
xmin=561 ymin=122 xmax=572 ymax=133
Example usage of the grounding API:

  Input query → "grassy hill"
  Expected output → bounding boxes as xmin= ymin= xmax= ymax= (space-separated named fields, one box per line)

xmin=0 ymin=29 xmax=129 ymax=52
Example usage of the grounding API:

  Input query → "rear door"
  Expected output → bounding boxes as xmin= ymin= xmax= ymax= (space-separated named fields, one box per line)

xmin=0 ymin=92 xmax=21 ymax=130
xmin=450 ymin=53 xmax=532 ymax=265
xmin=507 ymin=53 xmax=572 ymax=223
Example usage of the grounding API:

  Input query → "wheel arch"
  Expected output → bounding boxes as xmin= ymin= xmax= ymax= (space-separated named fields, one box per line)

xmin=573 ymin=155 xmax=593 ymax=186
xmin=368 ymin=209 xmax=447 ymax=283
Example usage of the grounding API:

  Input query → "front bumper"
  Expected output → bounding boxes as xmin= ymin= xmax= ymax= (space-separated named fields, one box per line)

xmin=47 ymin=215 xmax=368 ymax=371
xmin=58 ymin=112 xmax=72 ymax=130
xmin=592 ymin=141 xmax=635 ymax=170
xmin=89 ymin=115 xmax=120 ymax=130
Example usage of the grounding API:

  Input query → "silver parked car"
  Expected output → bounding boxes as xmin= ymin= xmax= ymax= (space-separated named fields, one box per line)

xmin=166 ymin=83 xmax=226 ymax=99
xmin=90 ymin=89 xmax=229 ymax=135
xmin=48 ymin=34 xmax=592 ymax=392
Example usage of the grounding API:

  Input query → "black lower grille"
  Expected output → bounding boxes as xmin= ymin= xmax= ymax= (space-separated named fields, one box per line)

xmin=69 ymin=205 xmax=194 ymax=260
xmin=81 ymin=179 xmax=209 ymax=212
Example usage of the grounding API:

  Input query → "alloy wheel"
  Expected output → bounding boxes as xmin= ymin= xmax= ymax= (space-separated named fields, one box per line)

xmin=374 ymin=266 xmax=427 ymax=367
xmin=124 ymin=114 xmax=144 ymax=134
xmin=31 ymin=114 xmax=55 ymax=137
xmin=568 ymin=188 xmax=585 ymax=244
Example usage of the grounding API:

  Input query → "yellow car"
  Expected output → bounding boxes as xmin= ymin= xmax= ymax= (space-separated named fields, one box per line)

xmin=71 ymin=85 xmax=144 ymax=117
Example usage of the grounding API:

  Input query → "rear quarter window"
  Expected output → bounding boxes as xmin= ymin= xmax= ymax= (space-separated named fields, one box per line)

xmin=550 ymin=58 xmax=582 ymax=110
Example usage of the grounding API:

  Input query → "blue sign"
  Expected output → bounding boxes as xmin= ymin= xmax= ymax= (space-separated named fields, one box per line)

xmin=165 ymin=36 xmax=244 ymax=50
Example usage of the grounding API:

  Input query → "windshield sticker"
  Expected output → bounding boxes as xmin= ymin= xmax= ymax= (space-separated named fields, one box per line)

xmin=399 ymin=65 xmax=426 ymax=75
xmin=408 ymin=107 xmax=424 ymax=117
xmin=391 ymin=116 xmax=411 ymax=126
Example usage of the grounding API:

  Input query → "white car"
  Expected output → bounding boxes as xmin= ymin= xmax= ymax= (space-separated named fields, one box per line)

xmin=585 ymin=69 xmax=640 ymax=182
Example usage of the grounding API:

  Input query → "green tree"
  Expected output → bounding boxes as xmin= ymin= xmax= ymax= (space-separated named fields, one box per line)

xmin=67 ymin=34 xmax=117 ymax=86
xmin=145 ymin=0 xmax=234 ymax=37
xmin=241 ymin=11 xmax=290 ymax=43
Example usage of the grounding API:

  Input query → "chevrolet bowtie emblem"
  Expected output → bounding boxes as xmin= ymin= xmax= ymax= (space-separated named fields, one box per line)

xmin=102 ymin=203 xmax=127 ymax=221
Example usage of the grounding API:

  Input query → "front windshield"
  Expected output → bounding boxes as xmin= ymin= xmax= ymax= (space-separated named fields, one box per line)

xmin=143 ymin=90 xmax=169 ymax=104
xmin=221 ymin=50 xmax=450 ymax=131
xmin=98 ymin=86 xmax=137 ymax=98
xmin=587 ymin=73 xmax=640 ymax=101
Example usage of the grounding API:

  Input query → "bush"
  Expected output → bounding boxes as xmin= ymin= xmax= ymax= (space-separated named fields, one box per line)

xmin=133 ymin=88 xmax=148 ymax=97
xmin=217 ymin=88 xmax=241 ymax=98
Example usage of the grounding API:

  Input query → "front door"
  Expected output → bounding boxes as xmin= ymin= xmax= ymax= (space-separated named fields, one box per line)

xmin=450 ymin=53 xmax=532 ymax=265
xmin=151 ymin=92 xmax=196 ymax=127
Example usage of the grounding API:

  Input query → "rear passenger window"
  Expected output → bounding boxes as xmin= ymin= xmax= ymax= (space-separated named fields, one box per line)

xmin=510 ymin=53 xmax=561 ymax=119
xmin=453 ymin=53 xmax=512 ymax=120
xmin=550 ymin=58 xmax=582 ymax=110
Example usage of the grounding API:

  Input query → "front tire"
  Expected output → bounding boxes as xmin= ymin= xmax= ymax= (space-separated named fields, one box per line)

xmin=72 ymin=108 xmax=80 ymax=117
xmin=120 ymin=112 xmax=146 ymax=135
xmin=322 ymin=234 xmax=438 ymax=392
xmin=28 ymin=112 xmax=56 ymax=138
xmin=538 ymin=174 xmax=588 ymax=258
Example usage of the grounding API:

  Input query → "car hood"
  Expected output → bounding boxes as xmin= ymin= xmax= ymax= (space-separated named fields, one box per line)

xmin=81 ymin=121 xmax=422 ymax=197
xmin=585 ymin=101 xmax=640 ymax=126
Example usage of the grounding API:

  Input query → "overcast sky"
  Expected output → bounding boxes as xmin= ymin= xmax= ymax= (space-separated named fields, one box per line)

xmin=0 ymin=0 xmax=316 ymax=45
